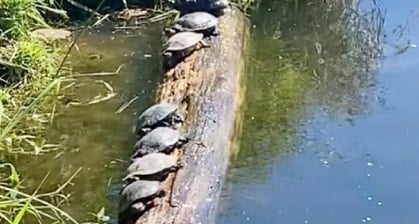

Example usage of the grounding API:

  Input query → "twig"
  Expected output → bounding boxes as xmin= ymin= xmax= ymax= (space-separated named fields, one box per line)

xmin=92 ymin=13 xmax=111 ymax=27
xmin=36 ymin=4 xmax=69 ymax=19
xmin=115 ymin=96 xmax=139 ymax=114
xmin=70 ymin=64 xmax=125 ymax=78
xmin=114 ymin=25 xmax=146 ymax=30
xmin=66 ymin=0 xmax=102 ymax=17
xmin=37 ymin=168 xmax=83 ymax=197
xmin=0 ymin=59 xmax=30 ymax=71
xmin=67 ymin=92 xmax=117 ymax=106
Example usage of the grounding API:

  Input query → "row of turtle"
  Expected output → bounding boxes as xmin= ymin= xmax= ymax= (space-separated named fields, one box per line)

xmin=161 ymin=0 xmax=230 ymax=69
xmin=118 ymin=0 xmax=229 ymax=222
xmin=118 ymin=103 xmax=188 ymax=223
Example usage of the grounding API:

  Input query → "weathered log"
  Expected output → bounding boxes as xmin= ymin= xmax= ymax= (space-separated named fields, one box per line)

xmin=134 ymin=8 xmax=249 ymax=224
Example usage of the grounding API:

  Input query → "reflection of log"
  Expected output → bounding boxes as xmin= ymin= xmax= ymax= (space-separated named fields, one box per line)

xmin=135 ymin=8 xmax=248 ymax=224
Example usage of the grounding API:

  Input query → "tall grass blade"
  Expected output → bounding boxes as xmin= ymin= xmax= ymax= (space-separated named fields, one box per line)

xmin=11 ymin=199 xmax=31 ymax=224
xmin=0 ymin=101 xmax=3 ymax=127
xmin=0 ymin=79 xmax=61 ymax=141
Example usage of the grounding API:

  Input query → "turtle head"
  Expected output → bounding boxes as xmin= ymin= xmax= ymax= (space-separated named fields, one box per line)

xmin=173 ymin=113 xmax=184 ymax=123
xmin=211 ymin=0 xmax=230 ymax=10
xmin=134 ymin=127 xmax=151 ymax=137
xmin=179 ymin=134 xmax=207 ymax=148
xmin=163 ymin=27 xmax=178 ymax=37
xmin=122 ymin=174 xmax=139 ymax=183
xmin=162 ymin=51 xmax=173 ymax=58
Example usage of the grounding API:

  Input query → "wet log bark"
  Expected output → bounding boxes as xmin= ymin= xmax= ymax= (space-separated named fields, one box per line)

xmin=135 ymin=7 xmax=249 ymax=224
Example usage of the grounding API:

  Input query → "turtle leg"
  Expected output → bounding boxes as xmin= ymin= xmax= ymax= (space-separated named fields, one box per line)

xmin=168 ymin=178 xmax=180 ymax=208
xmin=177 ymin=135 xmax=190 ymax=146
xmin=169 ymin=160 xmax=184 ymax=171
xmin=199 ymin=39 xmax=211 ymax=48
xmin=161 ymin=120 xmax=172 ymax=127
xmin=131 ymin=202 xmax=146 ymax=214
xmin=163 ymin=27 xmax=177 ymax=37
xmin=193 ymin=141 xmax=207 ymax=148
xmin=140 ymin=127 xmax=152 ymax=136
xmin=122 ymin=174 xmax=140 ymax=183
xmin=180 ymin=134 xmax=207 ymax=148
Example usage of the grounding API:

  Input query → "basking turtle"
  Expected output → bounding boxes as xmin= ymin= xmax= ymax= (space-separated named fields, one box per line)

xmin=123 ymin=153 xmax=182 ymax=182
xmin=165 ymin=11 xmax=219 ymax=37
xmin=162 ymin=31 xmax=210 ymax=69
xmin=131 ymin=127 xmax=188 ymax=159
xmin=164 ymin=0 xmax=230 ymax=15
xmin=118 ymin=180 xmax=164 ymax=220
xmin=134 ymin=103 xmax=183 ymax=137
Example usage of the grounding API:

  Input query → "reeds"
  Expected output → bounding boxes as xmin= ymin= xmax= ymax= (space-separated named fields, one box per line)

xmin=0 ymin=163 xmax=82 ymax=224
xmin=0 ymin=0 xmax=63 ymax=154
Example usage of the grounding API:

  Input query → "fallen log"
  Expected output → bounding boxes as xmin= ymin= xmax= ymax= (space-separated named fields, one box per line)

xmin=134 ymin=7 xmax=249 ymax=224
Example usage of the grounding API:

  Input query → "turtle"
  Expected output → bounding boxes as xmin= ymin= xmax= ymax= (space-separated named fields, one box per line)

xmin=131 ymin=127 xmax=188 ymax=159
xmin=165 ymin=11 xmax=219 ymax=37
xmin=162 ymin=31 xmax=210 ymax=69
xmin=164 ymin=0 xmax=230 ymax=16
xmin=118 ymin=180 xmax=164 ymax=221
xmin=123 ymin=153 xmax=182 ymax=182
xmin=134 ymin=103 xmax=183 ymax=137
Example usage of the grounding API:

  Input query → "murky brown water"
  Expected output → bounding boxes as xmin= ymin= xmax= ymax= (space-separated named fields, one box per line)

xmin=8 ymin=25 xmax=163 ymax=223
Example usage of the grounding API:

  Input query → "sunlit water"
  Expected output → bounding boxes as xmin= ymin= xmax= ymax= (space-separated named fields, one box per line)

xmin=8 ymin=25 xmax=163 ymax=222
xmin=220 ymin=0 xmax=419 ymax=223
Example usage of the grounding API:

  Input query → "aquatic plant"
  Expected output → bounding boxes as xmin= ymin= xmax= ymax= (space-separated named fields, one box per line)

xmin=0 ymin=163 xmax=82 ymax=224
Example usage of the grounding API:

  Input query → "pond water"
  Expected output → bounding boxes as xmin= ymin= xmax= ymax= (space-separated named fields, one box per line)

xmin=8 ymin=25 xmax=163 ymax=222
xmin=219 ymin=0 xmax=419 ymax=224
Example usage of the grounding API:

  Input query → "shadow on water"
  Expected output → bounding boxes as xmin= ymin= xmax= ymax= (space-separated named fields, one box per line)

xmin=6 ymin=24 xmax=163 ymax=222
xmin=220 ymin=0 xmax=419 ymax=223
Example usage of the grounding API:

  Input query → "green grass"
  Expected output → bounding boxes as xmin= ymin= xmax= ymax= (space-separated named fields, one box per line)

xmin=0 ymin=163 xmax=83 ymax=224
xmin=0 ymin=0 xmax=63 ymax=154
xmin=0 ymin=0 xmax=79 ymax=221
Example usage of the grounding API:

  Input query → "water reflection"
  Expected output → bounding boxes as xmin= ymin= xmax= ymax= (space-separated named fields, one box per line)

xmin=6 ymin=25 xmax=163 ymax=222
xmin=219 ymin=0 xmax=419 ymax=223
xmin=227 ymin=0 xmax=382 ymax=184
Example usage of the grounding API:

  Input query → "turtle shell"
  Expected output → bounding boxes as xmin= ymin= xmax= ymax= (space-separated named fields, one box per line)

xmin=119 ymin=180 xmax=160 ymax=215
xmin=175 ymin=11 xmax=218 ymax=31
xmin=132 ymin=127 xmax=182 ymax=157
xmin=127 ymin=153 xmax=177 ymax=176
xmin=165 ymin=31 xmax=203 ymax=52
xmin=136 ymin=103 xmax=178 ymax=131
xmin=166 ymin=0 xmax=229 ymax=14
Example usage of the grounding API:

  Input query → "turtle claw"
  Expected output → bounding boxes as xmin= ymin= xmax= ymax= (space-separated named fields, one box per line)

xmin=168 ymin=195 xmax=179 ymax=208
xmin=175 ymin=161 xmax=184 ymax=169
xmin=200 ymin=40 xmax=211 ymax=48
xmin=193 ymin=141 xmax=207 ymax=148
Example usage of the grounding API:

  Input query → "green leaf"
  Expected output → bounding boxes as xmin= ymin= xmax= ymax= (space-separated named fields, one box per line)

xmin=11 ymin=198 xmax=32 ymax=224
